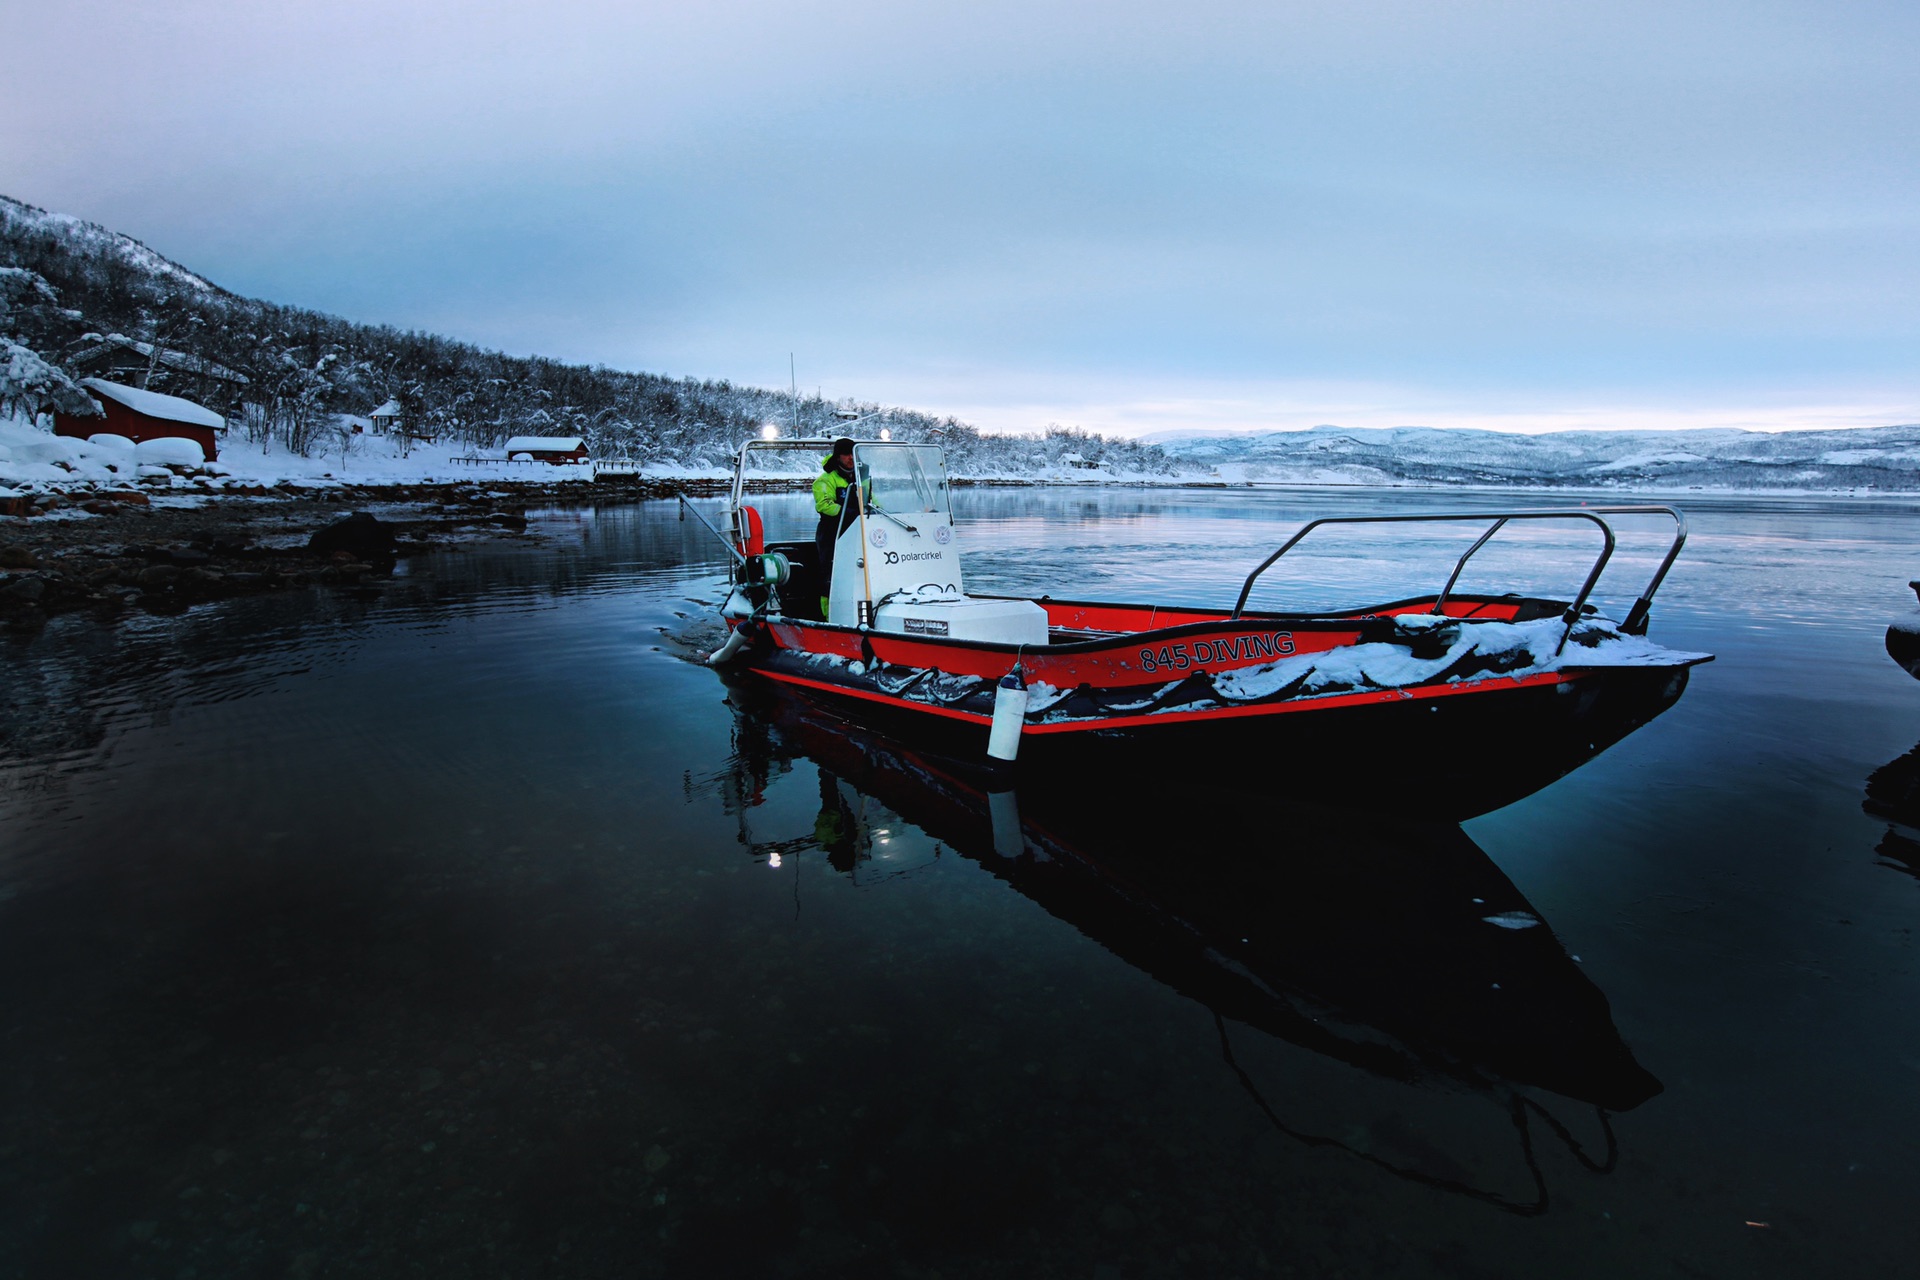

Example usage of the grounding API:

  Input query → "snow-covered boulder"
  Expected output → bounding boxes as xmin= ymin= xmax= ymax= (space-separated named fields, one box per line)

xmin=136 ymin=437 xmax=206 ymax=467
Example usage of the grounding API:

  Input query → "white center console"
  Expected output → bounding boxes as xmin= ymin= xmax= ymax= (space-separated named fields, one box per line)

xmin=872 ymin=595 xmax=1049 ymax=646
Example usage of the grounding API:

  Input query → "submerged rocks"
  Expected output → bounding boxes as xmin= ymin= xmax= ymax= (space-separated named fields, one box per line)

xmin=0 ymin=510 xmax=406 ymax=628
xmin=0 ymin=476 xmax=651 ymax=634
xmin=1 ymin=574 xmax=47 ymax=603
xmin=307 ymin=512 xmax=397 ymax=563
xmin=0 ymin=573 xmax=51 ymax=633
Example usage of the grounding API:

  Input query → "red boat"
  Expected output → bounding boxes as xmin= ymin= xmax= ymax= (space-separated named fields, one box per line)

xmin=688 ymin=439 xmax=1711 ymax=817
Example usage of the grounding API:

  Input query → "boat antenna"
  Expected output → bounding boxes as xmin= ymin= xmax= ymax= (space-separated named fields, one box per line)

xmin=790 ymin=353 xmax=799 ymax=438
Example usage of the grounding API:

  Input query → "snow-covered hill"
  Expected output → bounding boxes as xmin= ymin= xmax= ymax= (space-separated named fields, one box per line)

xmin=1149 ymin=424 xmax=1920 ymax=491
xmin=1 ymin=196 xmax=224 ymax=298
xmin=1 ymin=194 xmax=1180 ymax=479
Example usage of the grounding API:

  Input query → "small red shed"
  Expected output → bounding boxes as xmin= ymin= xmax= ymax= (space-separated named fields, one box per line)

xmin=55 ymin=378 xmax=223 ymax=462
xmin=504 ymin=435 xmax=589 ymax=464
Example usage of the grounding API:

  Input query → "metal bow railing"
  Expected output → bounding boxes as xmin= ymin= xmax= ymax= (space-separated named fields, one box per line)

xmin=1230 ymin=506 xmax=1688 ymax=640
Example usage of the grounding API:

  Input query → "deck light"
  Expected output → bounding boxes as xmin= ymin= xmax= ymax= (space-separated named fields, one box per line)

xmin=760 ymin=424 xmax=779 ymax=440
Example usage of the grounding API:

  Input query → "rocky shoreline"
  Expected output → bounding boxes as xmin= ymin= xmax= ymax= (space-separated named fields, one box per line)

xmin=0 ymin=469 xmax=1234 ymax=636
xmin=0 ymin=475 xmax=725 ymax=635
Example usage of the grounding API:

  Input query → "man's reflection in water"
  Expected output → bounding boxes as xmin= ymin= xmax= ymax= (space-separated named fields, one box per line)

xmin=813 ymin=768 xmax=869 ymax=874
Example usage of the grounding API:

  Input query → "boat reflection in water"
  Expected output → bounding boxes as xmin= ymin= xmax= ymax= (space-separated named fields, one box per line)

xmin=710 ymin=682 xmax=1662 ymax=1215
xmin=1864 ymin=742 xmax=1920 ymax=881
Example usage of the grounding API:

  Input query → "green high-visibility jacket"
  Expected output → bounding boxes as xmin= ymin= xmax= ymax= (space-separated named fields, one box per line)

xmin=813 ymin=457 xmax=870 ymax=520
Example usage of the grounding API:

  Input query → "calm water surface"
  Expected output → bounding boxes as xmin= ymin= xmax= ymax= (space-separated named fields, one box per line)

xmin=3 ymin=487 xmax=1918 ymax=1278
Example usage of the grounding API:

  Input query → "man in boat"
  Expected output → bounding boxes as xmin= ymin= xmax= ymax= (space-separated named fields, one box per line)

xmin=813 ymin=436 xmax=865 ymax=617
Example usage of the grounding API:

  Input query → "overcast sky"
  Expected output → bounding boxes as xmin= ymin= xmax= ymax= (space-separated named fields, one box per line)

xmin=4 ymin=0 xmax=1916 ymax=434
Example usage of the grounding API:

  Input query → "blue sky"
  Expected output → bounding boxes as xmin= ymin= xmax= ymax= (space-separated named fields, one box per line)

xmin=4 ymin=1 xmax=1917 ymax=434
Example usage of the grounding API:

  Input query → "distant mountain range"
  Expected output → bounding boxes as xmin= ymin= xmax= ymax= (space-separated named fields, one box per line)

xmin=1147 ymin=424 xmax=1920 ymax=492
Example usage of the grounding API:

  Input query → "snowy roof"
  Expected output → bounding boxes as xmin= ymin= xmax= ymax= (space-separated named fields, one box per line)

xmin=504 ymin=436 xmax=585 ymax=452
xmin=80 ymin=378 xmax=224 ymax=429
xmin=70 ymin=336 xmax=248 ymax=385
xmin=370 ymin=399 xmax=404 ymax=417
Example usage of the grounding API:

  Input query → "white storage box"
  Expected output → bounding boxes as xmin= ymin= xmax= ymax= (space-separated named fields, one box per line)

xmin=873 ymin=596 xmax=1049 ymax=646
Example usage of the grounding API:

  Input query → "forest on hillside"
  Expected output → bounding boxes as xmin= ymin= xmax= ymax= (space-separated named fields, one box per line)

xmin=0 ymin=196 xmax=1180 ymax=476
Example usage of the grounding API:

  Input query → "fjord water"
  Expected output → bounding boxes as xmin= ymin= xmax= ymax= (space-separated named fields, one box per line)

xmin=3 ymin=487 xmax=1918 ymax=1278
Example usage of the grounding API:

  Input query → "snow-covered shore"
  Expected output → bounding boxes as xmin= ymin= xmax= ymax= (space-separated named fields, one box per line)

xmin=0 ymin=413 xmax=602 ymax=500
xmin=0 ymin=414 xmax=1192 ymax=507
xmin=9 ymin=414 xmax=1920 ymax=512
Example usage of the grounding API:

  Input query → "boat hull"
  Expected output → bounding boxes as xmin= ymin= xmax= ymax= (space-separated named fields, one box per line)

xmin=1886 ymin=581 xmax=1920 ymax=679
xmin=1888 ymin=617 xmax=1920 ymax=680
xmin=722 ymin=596 xmax=1697 ymax=819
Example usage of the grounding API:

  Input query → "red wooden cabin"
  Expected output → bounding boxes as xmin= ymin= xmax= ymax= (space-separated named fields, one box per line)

xmin=504 ymin=435 xmax=589 ymax=464
xmin=54 ymin=378 xmax=222 ymax=461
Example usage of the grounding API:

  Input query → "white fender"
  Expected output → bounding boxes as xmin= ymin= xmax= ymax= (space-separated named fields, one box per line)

xmin=987 ymin=666 xmax=1029 ymax=761
xmin=707 ymin=626 xmax=751 ymax=666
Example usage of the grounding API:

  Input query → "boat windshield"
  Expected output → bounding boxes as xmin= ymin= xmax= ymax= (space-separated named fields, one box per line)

xmin=855 ymin=445 xmax=950 ymax=516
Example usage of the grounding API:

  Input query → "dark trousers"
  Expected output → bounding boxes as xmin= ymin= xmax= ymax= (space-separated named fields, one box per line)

xmin=816 ymin=517 xmax=840 ymax=612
